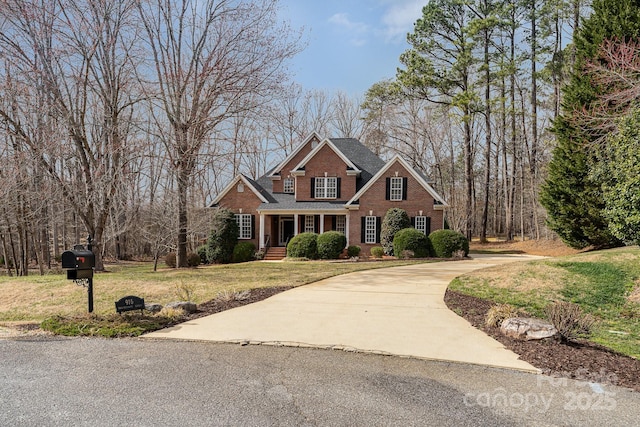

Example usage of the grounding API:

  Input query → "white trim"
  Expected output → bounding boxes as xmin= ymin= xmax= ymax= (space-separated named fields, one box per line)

xmin=268 ymin=131 xmax=323 ymax=178
xmin=259 ymin=214 xmax=265 ymax=249
xmin=345 ymin=155 xmax=449 ymax=208
xmin=208 ymin=174 xmax=269 ymax=207
xmin=290 ymin=138 xmax=361 ymax=176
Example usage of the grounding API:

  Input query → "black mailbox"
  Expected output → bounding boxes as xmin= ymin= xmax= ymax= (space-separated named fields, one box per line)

xmin=61 ymin=247 xmax=95 ymax=280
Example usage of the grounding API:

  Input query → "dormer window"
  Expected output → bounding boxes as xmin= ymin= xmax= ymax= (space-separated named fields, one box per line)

xmin=283 ymin=177 xmax=294 ymax=194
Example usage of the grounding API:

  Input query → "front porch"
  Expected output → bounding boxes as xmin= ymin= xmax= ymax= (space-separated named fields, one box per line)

xmin=259 ymin=212 xmax=350 ymax=251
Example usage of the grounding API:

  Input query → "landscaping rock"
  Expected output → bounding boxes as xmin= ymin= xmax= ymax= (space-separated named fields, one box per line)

xmin=166 ymin=301 xmax=197 ymax=314
xmin=144 ymin=303 xmax=163 ymax=313
xmin=500 ymin=317 xmax=557 ymax=341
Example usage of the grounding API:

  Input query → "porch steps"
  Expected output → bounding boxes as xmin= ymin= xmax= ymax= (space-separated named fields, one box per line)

xmin=264 ymin=247 xmax=287 ymax=261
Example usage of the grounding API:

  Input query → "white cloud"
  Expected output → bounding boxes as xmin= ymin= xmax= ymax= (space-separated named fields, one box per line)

xmin=379 ymin=0 xmax=425 ymax=43
xmin=329 ymin=13 xmax=369 ymax=33
xmin=328 ymin=12 xmax=370 ymax=46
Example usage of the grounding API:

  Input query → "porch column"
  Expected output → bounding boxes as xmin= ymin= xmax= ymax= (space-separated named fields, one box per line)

xmin=345 ymin=212 xmax=350 ymax=246
xmin=294 ymin=214 xmax=299 ymax=236
xmin=319 ymin=214 xmax=325 ymax=234
xmin=259 ymin=213 xmax=265 ymax=249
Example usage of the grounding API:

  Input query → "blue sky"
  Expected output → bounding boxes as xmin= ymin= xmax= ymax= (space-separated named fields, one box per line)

xmin=278 ymin=0 xmax=426 ymax=96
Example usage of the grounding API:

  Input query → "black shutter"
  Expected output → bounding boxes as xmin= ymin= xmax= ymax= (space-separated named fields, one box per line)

xmin=336 ymin=177 xmax=341 ymax=199
xmin=361 ymin=217 xmax=366 ymax=243
xmin=251 ymin=215 xmax=256 ymax=239
xmin=331 ymin=216 xmax=336 ymax=230
xmin=402 ymin=177 xmax=408 ymax=200
xmin=410 ymin=216 xmax=415 ymax=227
xmin=426 ymin=217 xmax=431 ymax=235
xmin=314 ymin=215 xmax=320 ymax=233
xmin=310 ymin=178 xmax=315 ymax=198
xmin=385 ymin=177 xmax=391 ymax=200
xmin=376 ymin=217 xmax=382 ymax=243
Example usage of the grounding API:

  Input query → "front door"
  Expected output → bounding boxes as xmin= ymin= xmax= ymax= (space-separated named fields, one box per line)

xmin=279 ymin=217 xmax=295 ymax=246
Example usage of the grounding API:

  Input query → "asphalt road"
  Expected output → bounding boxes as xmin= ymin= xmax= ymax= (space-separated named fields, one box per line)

xmin=1 ymin=337 xmax=638 ymax=426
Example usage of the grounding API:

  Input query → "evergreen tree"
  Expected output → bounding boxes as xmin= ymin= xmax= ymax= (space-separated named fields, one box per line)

xmin=540 ymin=0 xmax=640 ymax=249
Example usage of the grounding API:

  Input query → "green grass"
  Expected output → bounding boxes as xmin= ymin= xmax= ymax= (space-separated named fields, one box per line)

xmin=450 ymin=247 xmax=640 ymax=359
xmin=0 ymin=259 xmax=427 ymax=323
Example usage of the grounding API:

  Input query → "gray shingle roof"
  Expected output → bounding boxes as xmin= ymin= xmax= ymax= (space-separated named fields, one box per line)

xmin=251 ymin=138 xmax=395 ymax=211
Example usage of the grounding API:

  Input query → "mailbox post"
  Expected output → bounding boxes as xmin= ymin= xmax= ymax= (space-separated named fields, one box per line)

xmin=61 ymin=236 xmax=96 ymax=313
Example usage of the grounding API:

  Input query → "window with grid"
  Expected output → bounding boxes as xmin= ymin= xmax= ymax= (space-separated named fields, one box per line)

xmin=315 ymin=177 xmax=337 ymax=199
xmin=235 ymin=214 xmax=252 ymax=239
xmin=335 ymin=216 xmax=346 ymax=234
xmin=414 ymin=216 xmax=428 ymax=235
xmin=305 ymin=215 xmax=315 ymax=233
xmin=365 ymin=216 xmax=377 ymax=244
xmin=283 ymin=178 xmax=294 ymax=194
xmin=390 ymin=177 xmax=403 ymax=201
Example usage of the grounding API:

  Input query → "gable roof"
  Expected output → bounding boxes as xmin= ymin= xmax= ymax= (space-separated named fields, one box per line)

xmin=330 ymin=138 xmax=386 ymax=190
xmin=268 ymin=131 xmax=322 ymax=178
xmin=208 ymin=174 xmax=271 ymax=207
xmin=345 ymin=155 xmax=449 ymax=208
xmin=290 ymin=138 xmax=361 ymax=176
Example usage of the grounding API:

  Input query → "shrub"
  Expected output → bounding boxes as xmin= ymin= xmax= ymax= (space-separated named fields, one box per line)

xmin=393 ymin=228 xmax=432 ymax=258
xmin=347 ymin=245 xmax=361 ymax=258
xmin=370 ymin=246 xmax=384 ymax=258
xmin=485 ymin=304 xmax=521 ymax=328
xmin=206 ymin=208 xmax=239 ymax=264
xmin=317 ymin=231 xmax=347 ymax=259
xmin=232 ymin=242 xmax=256 ymax=263
xmin=187 ymin=252 xmax=201 ymax=267
xmin=429 ymin=229 xmax=469 ymax=258
xmin=380 ymin=208 xmax=411 ymax=255
xmin=545 ymin=301 xmax=596 ymax=342
xmin=164 ymin=252 xmax=177 ymax=268
xmin=287 ymin=233 xmax=318 ymax=259
xmin=197 ymin=245 xmax=208 ymax=264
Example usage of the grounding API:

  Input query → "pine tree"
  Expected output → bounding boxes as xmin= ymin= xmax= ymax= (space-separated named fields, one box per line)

xmin=540 ymin=0 xmax=640 ymax=249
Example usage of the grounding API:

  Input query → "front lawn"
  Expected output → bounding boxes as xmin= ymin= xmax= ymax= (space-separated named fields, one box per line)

xmin=0 ymin=259 xmax=425 ymax=322
xmin=449 ymin=247 xmax=640 ymax=359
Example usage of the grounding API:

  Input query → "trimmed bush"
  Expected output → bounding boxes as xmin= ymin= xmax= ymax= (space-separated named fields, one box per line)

xmin=347 ymin=245 xmax=361 ymax=258
xmin=370 ymin=246 xmax=384 ymax=258
xmin=393 ymin=228 xmax=432 ymax=258
xmin=232 ymin=242 xmax=256 ymax=263
xmin=381 ymin=208 xmax=411 ymax=255
xmin=187 ymin=252 xmax=201 ymax=267
xmin=206 ymin=208 xmax=239 ymax=264
xmin=429 ymin=229 xmax=469 ymax=258
xmin=287 ymin=233 xmax=318 ymax=259
xmin=164 ymin=252 xmax=177 ymax=268
xmin=317 ymin=231 xmax=347 ymax=259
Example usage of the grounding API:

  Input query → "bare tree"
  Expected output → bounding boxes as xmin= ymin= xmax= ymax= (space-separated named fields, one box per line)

xmin=0 ymin=0 xmax=142 ymax=270
xmin=136 ymin=0 xmax=302 ymax=267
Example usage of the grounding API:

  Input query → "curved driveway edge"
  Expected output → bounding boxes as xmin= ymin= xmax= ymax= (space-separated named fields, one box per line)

xmin=144 ymin=254 xmax=545 ymax=372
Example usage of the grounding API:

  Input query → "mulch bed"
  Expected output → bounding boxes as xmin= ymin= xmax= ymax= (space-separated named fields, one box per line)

xmin=444 ymin=289 xmax=640 ymax=392
xmin=182 ymin=286 xmax=293 ymax=322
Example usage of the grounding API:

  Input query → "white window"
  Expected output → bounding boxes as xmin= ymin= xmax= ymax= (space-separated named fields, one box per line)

xmin=235 ymin=214 xmax=252 ymax=239
xmin=315 ymin=177 xmax=337 ymax=199
xmin=305 ymin=215 xmax=315 ymax=233
xmin=414 ymin=216 xmax=429 ymax=235
xmin=335 ymin=216 xmax=346 ymax=234
xmin=390 ymin=177 xmax=403 ymax=201
xmin=365 ymin=216 xmax=377 ymax=244
xmin=283 ymin=178 xmax=294 ymax=194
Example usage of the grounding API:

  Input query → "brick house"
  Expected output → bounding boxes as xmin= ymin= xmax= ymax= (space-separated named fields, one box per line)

xmin=209 ymin=132 xmax=448 ymax=258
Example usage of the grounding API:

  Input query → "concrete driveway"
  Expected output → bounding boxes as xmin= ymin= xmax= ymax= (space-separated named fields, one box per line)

xmin=145 ymin=254 xmax=545 ymax=372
